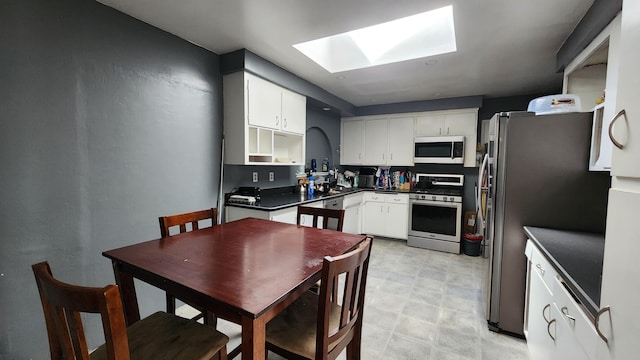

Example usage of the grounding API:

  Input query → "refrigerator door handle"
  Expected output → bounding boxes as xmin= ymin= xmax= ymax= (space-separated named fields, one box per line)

xmin=477 ymin=153 xmax=489 ymax=230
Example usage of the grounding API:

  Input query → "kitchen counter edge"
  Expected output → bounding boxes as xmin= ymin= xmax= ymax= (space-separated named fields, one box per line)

xmin=226 ymin=188 xmax=411 ymax=211
xmin=523 ymin=226 xmax=604 ymax=319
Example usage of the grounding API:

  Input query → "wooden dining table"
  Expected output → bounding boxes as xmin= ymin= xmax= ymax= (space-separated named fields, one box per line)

xmin=102 ymin=217 xmax=368 ymax=360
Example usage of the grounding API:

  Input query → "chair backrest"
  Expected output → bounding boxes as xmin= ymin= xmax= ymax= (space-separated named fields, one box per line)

xmin=32 ymin=261 xmax=130 ymax=360
xmin=296 ymin=206 xmax=345 ymax=231
xmin=159 ymin=208 xmax=218 ymax=237
xmin=316 ymin=237 xmax=372 ymax=360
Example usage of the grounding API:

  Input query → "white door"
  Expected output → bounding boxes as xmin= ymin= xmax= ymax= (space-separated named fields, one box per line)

xmin=444 ymin=112 xmax=476 ymax=136
xmin=281 ymin=89 xmax=306 ymax=135
xmin=363 ymin=202 xmax=386 ymax=236
xmin=598 ymin=189 xmax=640 ymax=360
xmin=610 ymin=0 xmax=640 ymax=179
xmin=343 ymin=205 xmax=360 ymax=234
xmin=526 ymin=261 xmax=555 ymax=360
xmin=415 ymin=114 xmax=446 ymax=136
xmin=247 ymin=74 xmax=280 ymax=129
xmin=364 ymin=118 xmax=388 ymax=165
xmin=387 ymin=117 xmax=415 ymax=166
xmin=341 ymin=120 xmax=365 ymax=165
xmin=385 ymin=203 xmax=408 ymax=239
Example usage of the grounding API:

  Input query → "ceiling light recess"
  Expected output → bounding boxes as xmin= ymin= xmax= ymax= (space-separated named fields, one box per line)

xmin=293 ymin=5 xmax=456 ymax=73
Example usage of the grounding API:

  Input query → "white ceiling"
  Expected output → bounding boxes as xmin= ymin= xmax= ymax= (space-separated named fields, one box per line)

xmin=96 ymin=0 xmax=595 ymax=107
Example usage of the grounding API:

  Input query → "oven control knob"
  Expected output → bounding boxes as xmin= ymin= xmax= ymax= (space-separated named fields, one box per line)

xmin=432 ymin=196 xmax=437 ymax=201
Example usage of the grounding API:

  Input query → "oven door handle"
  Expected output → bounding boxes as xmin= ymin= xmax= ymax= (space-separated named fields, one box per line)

xmin=411 ymin=199 xmax=462 ymax=208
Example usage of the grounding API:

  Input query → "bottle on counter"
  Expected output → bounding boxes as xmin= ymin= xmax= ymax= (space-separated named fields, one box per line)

xmin=322 ymin=158 xmax=329 ymax=172
xmin=311 ymin=159 xmax=317 ymax=172
xmin=308 ymin=176 xmax=315 ymax=196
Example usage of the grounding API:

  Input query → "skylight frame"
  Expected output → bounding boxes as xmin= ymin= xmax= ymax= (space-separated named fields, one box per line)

xmin=293 ymin=5 xmax=457 ymax=73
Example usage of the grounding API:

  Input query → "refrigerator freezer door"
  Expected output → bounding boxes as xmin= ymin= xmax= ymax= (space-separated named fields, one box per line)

xmin=483 ymin=112 xmax=610 ymax=335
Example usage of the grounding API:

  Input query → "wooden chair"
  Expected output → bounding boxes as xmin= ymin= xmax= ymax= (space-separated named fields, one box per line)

xmin=265 ymin=237 xmax=373 ymax=360
xmin=297 ymin=206 xmax=346 ymax=299
xmin=159 ymin=207 xmax=218 ymax=238
xmin=32 ymin=261 xmax=229 ymax=360
xmin=159 ymin=208 xmax=218 ymax=325
xmin=296 ymin=206 xmax=345 ymax=232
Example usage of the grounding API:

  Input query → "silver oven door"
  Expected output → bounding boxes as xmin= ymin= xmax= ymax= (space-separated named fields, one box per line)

xmin=409 ymin=200 xmax=462 ymax=242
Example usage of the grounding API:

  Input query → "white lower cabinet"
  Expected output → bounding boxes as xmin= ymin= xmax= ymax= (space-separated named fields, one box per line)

xmin=225 ymin=200 xmax=323 ymax=225
xmin=525 ymin=253 xmax=555 ymax=360
xmin=362 ymin=193 xmax=409 ymax=239
xmin=525 ymin=240 xmax=598 ymax=360
xmin=297 ymin=200 xmax=324 ymax=228
xmin=342 ymin=192 xmax=363 ymax=235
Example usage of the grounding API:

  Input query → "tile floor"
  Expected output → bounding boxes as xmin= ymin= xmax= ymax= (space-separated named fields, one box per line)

xmin=179 ymin=237 xmax=530 ymax=360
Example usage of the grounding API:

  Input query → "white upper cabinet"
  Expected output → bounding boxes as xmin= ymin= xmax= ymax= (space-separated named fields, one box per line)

xmin=341 ymin=116 xmax=414 ymax=166
xmin=247 ymin=74 xmax=282 ymax=129
xmin=223 ymin=71 xmax=306 ymax=165
xmin=415 ymin=109 xmax=477 ymax=138
xmin=246 ymin=73 xmax=306 ymax=135
xmin=387 ymin=117 xmax=415 ymax=166
xmin=598 ymin=3 xmax=640 ymax=360
xmin=340 ymin=119 xmax=365 ymax=165
xmin=563 ymin=13 xmax=622 ymax=171
xmin=281 ymin=89 xmax=307 ymax=134
xmin=610 ymin=4 xmax=640 ymax=179
xmin=364 ymin=118 xmax=388 ymax=165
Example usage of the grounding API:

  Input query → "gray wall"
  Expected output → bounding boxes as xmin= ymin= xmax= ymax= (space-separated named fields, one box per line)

xmin=0 ymin=0 xmax=222 ymax=358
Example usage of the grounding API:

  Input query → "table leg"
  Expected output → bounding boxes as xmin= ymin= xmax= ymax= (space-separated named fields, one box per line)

xmin=111 ymin=261 xmax=140 ymax=326
xmin=241 ymin=315 xmax=266 ymax=360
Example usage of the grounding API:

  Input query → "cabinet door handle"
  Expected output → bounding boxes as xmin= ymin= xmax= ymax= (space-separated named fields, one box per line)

xmin=382 ymin=153 xmax=385 ymax=160
xmin=547 ymin=318 xmax=556 ymax=342
xmin=608 ymin=109 xmax=626 ymax=149
xmin=561 ymin=306 xmax=576 ymax=327
xmin=595 ymin=306 xmax=611 ymax=344
xmin=283 ymin=118 xmax=287 ymax=128
xmin=542 ymin=304 xmax=551 ymax=324
xmin=390 ymin=153 xmax=393 ymax=160
xmin=536 ymin=263 xmax=545 ymax=276
xmin=275 ymin=116 xmax=280 ymax=126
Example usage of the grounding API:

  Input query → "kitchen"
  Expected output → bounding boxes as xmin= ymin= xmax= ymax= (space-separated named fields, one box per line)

xmin=2 ymin=0 xmax=638 ymax=359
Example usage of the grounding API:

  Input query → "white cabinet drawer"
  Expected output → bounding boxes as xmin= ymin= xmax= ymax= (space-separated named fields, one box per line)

xmin=363 ymin=192 xmax=385 ymax=202
xmin=553 ymin=277 xmax=599 ymax=360
xmin=343 ymin=192 xmax=363 ymax=208
xmin=530 ymin=245 xmax=557 ymax=295
xmin=386 ymin=194 xmax=409 ymax=204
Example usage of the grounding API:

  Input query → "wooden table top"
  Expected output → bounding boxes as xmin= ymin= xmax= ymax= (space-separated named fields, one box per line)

xmin=103 ymin=217 xmax=366 ymax=318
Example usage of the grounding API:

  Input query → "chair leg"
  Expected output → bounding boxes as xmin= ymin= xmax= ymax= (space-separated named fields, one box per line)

xmin=166 ymin=293 xmax=176 ymax=314
xmin=204 ymin=310 xmax=217 ymax=328
xmin=217 ymin=345 xmax=228 ymax=360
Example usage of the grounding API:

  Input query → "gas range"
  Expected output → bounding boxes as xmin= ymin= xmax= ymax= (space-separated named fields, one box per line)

xmin=408 ymin=173 xmax=465 ymax=253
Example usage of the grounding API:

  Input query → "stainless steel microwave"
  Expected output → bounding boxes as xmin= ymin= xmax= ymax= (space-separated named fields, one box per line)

xmin=414 ymin=136 xmax=465 ymax=164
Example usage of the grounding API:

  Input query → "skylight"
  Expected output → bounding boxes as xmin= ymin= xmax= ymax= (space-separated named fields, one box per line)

xmin=293 ymin=5 xmax=457 ymax=73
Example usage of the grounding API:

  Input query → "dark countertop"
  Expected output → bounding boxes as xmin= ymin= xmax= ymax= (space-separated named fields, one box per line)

xmin=523 ymin=226 xmax=604 ymax=318
xmin=227 ymin=187 xmax=411 ymax=211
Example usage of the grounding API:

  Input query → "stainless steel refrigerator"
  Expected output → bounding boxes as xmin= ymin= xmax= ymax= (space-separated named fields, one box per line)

xmin=477 ymin=111 xmax=610 ymax=336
